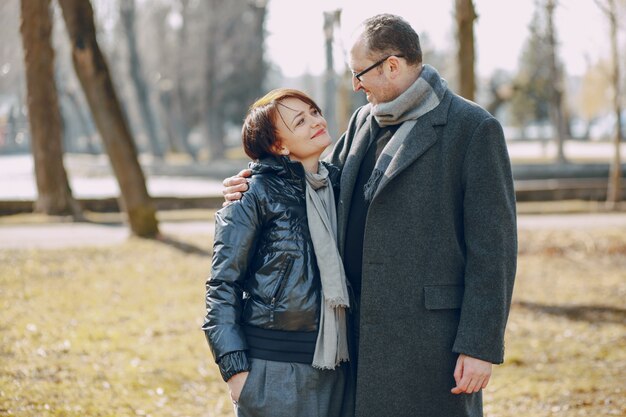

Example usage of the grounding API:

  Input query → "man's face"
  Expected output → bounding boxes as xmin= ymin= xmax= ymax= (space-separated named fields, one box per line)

xmin=348 ymin=37 xmax=397 ymax=105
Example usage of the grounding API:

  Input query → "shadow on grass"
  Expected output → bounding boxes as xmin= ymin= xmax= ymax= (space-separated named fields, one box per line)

xmin=153 ymin=234 xmax=211 ymax=256
xmin=515 ymin=301 xmax=626 ymax=324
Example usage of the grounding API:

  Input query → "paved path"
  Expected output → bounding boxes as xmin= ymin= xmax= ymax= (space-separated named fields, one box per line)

xmin=0 ymin=221 xmax=215 ymax=249
xmin=2 ymin=213 xmax=625 ymax=250
xmin=516 ymin=212 xmax=626 ymax=230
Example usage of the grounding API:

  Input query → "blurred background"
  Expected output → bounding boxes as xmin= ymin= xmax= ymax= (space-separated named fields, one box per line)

xmin=0 ymin=0 xmax=624 ymax=231
xmin=0 ymin=1 xmax=625 ymax=416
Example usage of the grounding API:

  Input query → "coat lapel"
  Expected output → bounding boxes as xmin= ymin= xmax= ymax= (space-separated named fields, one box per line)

xmin=371 ymin=92 xmax=451 ymax=202
xmin=337 ymin=112 xmax=376 ymax=255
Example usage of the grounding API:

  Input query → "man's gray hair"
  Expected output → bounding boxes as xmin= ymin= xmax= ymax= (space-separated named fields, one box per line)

xmin=360 ymin=14 xmax=422 ymax=65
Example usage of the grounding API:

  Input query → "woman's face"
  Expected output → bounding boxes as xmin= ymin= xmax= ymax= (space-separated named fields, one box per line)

xmin=274 ymin=98 xmax=331 ymax=163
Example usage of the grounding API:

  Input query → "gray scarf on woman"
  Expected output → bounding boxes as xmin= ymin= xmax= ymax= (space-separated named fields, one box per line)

xmin=304 ymin=164 xmax=350 ymax=369
xmin=363 ymin=64 xmax=447 ymax=203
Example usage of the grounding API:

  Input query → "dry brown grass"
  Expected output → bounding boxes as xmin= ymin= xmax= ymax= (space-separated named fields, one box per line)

xmin=0 ymin=225 xmax=624 ymax=416
xmin=0 ymin=234 xmax=230 ymax=417
xmin=485 ymin=228 xmax=626 ymax=417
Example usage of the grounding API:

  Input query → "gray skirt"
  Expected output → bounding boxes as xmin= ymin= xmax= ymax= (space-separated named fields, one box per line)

xmin=235 ymin=358 xmax=349 ymax=417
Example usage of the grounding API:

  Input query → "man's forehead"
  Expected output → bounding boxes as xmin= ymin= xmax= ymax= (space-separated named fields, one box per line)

xmin=348 ymin=38 xmax=369 ymax=68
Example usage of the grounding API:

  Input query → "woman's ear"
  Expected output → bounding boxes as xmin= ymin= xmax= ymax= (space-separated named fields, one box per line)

xmin=272 ymin=142 xmax=290 ymax=156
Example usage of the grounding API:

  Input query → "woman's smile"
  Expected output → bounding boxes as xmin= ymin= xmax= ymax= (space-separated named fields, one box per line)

xmin=311 ymin=128 xmax=327 ymax=139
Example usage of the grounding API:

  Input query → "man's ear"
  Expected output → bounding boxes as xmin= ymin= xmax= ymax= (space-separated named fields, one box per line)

xmin=387 ymin=56 xmax=402 ymax=79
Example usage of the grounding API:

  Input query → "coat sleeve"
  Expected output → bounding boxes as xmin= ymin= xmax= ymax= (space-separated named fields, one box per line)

xmin=202 ymin=183 xmax=263 ymax=365
xmin=452 ymin=116 xmax=517 ymax=364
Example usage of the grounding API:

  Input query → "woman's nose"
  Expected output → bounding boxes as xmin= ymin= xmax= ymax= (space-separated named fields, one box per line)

xmin=311 ymin=117 xmax=322 ymax=127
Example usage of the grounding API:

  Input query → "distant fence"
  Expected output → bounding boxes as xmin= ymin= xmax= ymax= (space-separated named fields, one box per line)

xmin=1 ymin=163 xmax=625 ymax=215
xmin=515 ymin=178 xmax=626 ymax=201
xmin=513 ymin=163 xmax=626 ymax=201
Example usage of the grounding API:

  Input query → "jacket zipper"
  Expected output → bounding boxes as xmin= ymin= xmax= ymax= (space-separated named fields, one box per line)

xmin=269 ymin=256 xmax=294 ymax=322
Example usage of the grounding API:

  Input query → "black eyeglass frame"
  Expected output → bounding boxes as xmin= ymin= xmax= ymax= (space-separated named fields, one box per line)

xmin=352 ymin=54 xmax=405 ymax=81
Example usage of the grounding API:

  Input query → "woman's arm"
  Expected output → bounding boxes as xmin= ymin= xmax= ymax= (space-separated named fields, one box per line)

xmin=202 ymin=184 xmax=263 ymax=381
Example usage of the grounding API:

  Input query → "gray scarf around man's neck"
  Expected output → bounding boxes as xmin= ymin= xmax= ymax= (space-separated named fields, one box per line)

xmin=304 ymin=164 xmax=350 ymax=369
xmin=363 ymin=64 xmax=447 ymax=203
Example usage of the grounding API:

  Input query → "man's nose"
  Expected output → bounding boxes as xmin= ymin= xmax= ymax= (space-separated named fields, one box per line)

xmin=351 ymin=76 xmax=361 ymax=92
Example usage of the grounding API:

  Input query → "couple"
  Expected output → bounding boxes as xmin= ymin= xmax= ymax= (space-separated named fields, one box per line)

xmin=203 ymin=13 xmax=517 ymax=417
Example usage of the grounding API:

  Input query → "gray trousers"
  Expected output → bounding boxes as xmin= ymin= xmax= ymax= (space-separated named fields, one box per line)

xmin=235 ymin=358 xmax=349 ymax=417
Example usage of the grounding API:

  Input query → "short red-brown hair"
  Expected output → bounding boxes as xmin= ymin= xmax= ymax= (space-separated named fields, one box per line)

xmin=241 ymin=88 xmax=322 ymax=160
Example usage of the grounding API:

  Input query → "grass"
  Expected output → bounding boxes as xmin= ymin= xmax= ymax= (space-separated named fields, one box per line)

xmin=485 ymin=228 xmax=626 ymax=417
xmin=0 ymin=234 xmax=228 ymax=417
xmin=1 ymin=224 xmax=625 ymax=416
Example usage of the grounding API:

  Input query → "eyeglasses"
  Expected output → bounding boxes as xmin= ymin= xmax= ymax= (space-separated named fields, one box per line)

xmin=352 ymin=55 xmax=405 ymax=81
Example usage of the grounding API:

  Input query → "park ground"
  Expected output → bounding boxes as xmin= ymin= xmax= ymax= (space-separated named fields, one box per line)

xmin=0 ymin=206 xmax=625 ymax=416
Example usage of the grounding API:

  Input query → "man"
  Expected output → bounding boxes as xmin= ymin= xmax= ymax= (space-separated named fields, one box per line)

xmin=222 ymin=14 xmax=517 ymax=417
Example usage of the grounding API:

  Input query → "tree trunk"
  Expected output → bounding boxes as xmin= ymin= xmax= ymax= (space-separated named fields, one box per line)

xmin=606 ymin=0 xmax=622 ymax=206
xmin=58 ymin=0 xmax=159 ymax=237
xmin=204 ymin=106 xmax=226 ymax=160
xmin=120 ymin=0 xmax=164 ymax=160
xmin=455 ymin=0 xmax=477 ymax=101
xmin=62 ymin=87 xmax=99 ymax=154
xmin=546 ymin=0 xmax=567 ymax=163
xmin=203 ymin=0 xmax=226 ymax=160
xmin=157 ymin=84 xmax=178 ymax=154
xmin=323 ymin=10 xmax=340 ymax=140
xmin=6 ymin=105 xmax=18 ymax=148
xmin=170 ymin=0 xmax=197 ymax=161
xmin=154 ymin=2 xmax=196 ymax=160
xmin=20 ymin=0 xmax=81 ymax=217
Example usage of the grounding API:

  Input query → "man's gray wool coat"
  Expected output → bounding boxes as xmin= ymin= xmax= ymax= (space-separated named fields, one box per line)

xmin=327 ymin=87 xmax=518 ymax=417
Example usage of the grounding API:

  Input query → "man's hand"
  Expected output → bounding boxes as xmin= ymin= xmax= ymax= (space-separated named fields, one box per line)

xmin=451 ymin=354 xmax=492 ymax=394
xmin=226 ymin=371 xmax=249 ymax=403
xmin=222 ymin=169 xmax=252 ymax=206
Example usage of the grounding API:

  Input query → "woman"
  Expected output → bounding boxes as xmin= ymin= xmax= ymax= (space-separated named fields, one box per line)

xmin=202 ymin=88 xmax=351 ymax=417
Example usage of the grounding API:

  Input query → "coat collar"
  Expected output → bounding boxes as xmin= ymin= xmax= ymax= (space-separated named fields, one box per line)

xmin=371 ymin=93 xmax=449 ymax=201
xmin=336 ymin=91 xmax=451 ymax=253
xmin=250 ymin=155 xmax=340 ymax=189
xmin=340 ymin=91 xmax=451 ymax=202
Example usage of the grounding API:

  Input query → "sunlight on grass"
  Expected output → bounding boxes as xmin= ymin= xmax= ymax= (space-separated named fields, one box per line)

xmin=484 ymin=228 xmax=626 ymax=417
xmin=0 ymin=235 xmax=230 ymax=417
xmin=1 ymin=228 xmax=625 ymax=416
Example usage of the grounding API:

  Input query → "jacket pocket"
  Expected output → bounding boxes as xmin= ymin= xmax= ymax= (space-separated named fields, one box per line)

xmin=269 ymin=255 xmax=295 ymax=321
xmin=423 ymin=285 xmax=464 ymax=310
